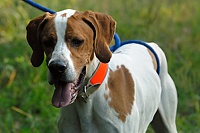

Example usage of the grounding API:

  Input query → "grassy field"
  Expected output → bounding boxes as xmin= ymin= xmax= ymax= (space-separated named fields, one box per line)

xmin=0 ymin=0 xmax=200 ymax=132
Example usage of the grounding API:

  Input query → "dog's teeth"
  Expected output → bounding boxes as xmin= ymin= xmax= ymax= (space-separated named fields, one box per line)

xmin=72 ymin=93 xmax=76 ymax=97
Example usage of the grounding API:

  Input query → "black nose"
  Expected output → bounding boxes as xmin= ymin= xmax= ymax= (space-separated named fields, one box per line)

xmin=48 ymin=60 xmax=67 ymax=75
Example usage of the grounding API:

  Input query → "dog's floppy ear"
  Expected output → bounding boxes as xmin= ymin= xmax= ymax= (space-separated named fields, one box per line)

xmin=82 ymin=10 xmax=116 ymax=63
xmin=26 ymin=12 xmax=53 ymax=67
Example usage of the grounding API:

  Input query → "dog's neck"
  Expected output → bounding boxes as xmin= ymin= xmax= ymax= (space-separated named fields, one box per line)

xmin=77 ymin=55 xmax=109 ymax=102
xmin=85 ymin=55 xmax=109 ymax=87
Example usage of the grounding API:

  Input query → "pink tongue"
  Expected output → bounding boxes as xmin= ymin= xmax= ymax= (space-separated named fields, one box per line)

xmin=52 ymin=83 xmax=72 ymax=108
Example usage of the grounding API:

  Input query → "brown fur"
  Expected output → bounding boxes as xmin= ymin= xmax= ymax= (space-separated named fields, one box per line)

xmin=80 ymin=10 xmax=116 ymax=63
xmin=26 ymin=12 xmax=55 ymax=67
xmin=66 ymin=14 xmax=94 ymax=73
xmin=105 ymin=65 xmax=135 ymax=122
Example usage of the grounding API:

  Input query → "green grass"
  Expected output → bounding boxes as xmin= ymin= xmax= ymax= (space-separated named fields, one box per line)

xmin=0 ymin=0 xmax=200 ymax=132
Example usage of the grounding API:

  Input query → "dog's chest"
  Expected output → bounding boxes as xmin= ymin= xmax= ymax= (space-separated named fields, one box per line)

xmin=59 ymin=94 xmax=125 ymax=132
xmin=58 ymin=79 xmax=136 ymax=132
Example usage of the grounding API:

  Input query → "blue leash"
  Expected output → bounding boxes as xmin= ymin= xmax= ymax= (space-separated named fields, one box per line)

xmin=23 ymin=0 xmax=160 ymax=75
xmin=23 ymin=0 xmax=55 ymax=14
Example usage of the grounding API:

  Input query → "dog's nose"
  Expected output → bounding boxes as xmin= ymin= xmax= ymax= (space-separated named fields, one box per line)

xmin=48 ymin=60 xmax=67 ymax=75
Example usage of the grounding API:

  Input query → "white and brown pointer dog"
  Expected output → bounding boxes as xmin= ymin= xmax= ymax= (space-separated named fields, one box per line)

xmin=26 ymin=9 xmax=178 ymax=133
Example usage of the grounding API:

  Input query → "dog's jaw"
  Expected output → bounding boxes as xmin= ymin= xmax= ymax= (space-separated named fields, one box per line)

xmin=51 ymin=66 xmax=86 ymax=108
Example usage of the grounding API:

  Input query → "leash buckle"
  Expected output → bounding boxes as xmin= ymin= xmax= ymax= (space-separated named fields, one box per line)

xmin=84 ymin=86 xmax=89 ymax=98
xmin=79 ymin=84 xmax=100 ymax=103
xmin=80 ymin=86 xmax=89 ymax=103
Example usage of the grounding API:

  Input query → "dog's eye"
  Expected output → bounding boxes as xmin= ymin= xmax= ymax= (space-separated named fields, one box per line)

xmin=42 ymin=36 xmax=55 ymax=48
xmin=71 ymin=38 xmax=84 ymax=47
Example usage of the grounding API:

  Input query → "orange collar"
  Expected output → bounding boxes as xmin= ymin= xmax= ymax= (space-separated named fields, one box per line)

xmin=79 ymin=62 xmax=108 ymax=101
xmin=89 ymin=62 xmax=108 ymax=85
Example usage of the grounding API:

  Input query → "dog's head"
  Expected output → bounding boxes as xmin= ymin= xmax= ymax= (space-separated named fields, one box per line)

xmin=26 ymin=9 xmax=116 ymax=108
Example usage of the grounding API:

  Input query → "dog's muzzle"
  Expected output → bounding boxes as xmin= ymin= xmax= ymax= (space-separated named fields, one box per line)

xmin=47 ymin=60 xmax=86 ymax=108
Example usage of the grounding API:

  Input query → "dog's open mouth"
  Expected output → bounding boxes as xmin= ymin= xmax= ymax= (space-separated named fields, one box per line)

xmin=52 ymin=66 xmax=86 ymax=108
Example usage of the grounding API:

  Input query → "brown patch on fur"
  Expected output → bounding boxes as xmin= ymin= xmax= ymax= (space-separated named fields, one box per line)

xmin=81 ymin=10 xmax=116 ymax=63
xmin=107 ymin=65 xmax=135 ymax=123
xmin=66 ymin=12 xmax=95 ymax=74
xmin=61 ymin=13 xmax=67 ymax=17
xmin=148 ymin=49 xmax=157 ymax=71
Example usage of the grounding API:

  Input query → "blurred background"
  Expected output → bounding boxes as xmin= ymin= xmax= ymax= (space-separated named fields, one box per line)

xmin=0 ymin=0 xmax=199 ymax=132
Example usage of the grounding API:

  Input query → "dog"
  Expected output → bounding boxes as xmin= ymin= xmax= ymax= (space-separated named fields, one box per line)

xmin=26 ymin=9 xmax=178 ymax=133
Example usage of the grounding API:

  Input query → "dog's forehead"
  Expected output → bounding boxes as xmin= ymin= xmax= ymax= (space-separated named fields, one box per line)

xmin=54 ymin=9 xmax=76 ymax=31
xmin=53 ymin=9 xmax=76 ymax=47
xmin=55 ymin=9 xmax=76 ymax=20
